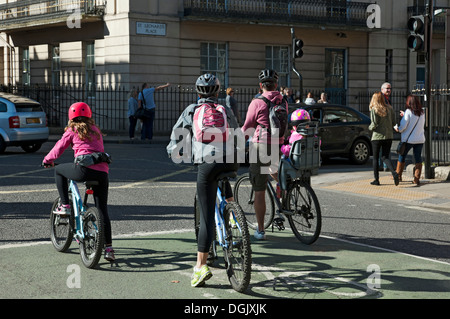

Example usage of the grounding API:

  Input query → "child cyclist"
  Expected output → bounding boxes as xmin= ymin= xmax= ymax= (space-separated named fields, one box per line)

xmin=42 ymin=102 xmax=115 ymax=262
xmin=167 ymin=74 xmax=241 ymax=288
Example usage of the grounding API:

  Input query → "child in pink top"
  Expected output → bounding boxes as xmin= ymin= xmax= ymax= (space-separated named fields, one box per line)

xmin=43 ymin=102 xmax=114 ymax=262
xmin=281 ymin=109 xmax=311 ymax=157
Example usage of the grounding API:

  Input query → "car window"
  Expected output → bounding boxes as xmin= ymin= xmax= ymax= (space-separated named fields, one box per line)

xmin=14 ymin=103 xmax=43 ymax=112
xmin=323 ymin=108 xmax=360 ymax=123
xmin=309 ymin=108 xmax=322 ymax=121
xmin=0 ymin=102 xmax=7 ymax=112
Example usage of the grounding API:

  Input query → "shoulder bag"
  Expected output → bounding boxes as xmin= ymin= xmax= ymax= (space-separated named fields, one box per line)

xmin=396 ymin=115 xmax=420 ymax=155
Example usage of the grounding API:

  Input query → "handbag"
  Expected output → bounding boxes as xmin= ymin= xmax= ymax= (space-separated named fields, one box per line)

xmin=134 ymin=107 xmax=149 ymax=119
xmin=396 ymin=115 xmax=420 ymax=155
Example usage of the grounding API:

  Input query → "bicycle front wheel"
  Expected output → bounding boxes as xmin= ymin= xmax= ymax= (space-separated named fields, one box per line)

xmin=233 ymin=173 xmax=274 ymax=230
xmin=79 ymin=207 xmax=104 ymax=269
xmin=50 ymin=197 xmax=74 ymax=252
xmin=286 ymin=182 xmax=322 ymax=245
xmin=223 ymin=202 xmax=252 ymax=293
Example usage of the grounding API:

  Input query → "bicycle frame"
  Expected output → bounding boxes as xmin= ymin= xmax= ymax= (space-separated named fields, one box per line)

xmin=214 ymin=183 xmax=240 ymax=250
xmin=69 ymin=180 xmax=87 ymax=242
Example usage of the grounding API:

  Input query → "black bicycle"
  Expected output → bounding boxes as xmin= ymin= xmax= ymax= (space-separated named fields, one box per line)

xmin=234 ymin=123 xmax=322 ymax=245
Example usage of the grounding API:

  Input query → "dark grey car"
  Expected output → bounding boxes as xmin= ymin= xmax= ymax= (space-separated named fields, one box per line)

xmin=0 ymin=93 xmax=49 ymax=153
xmin=289 ymin=103 xmax=372 ymax=165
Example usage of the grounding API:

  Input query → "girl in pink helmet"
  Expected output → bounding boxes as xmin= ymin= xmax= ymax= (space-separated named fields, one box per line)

xmin=43 ymin=102 xmax=115 ymax=262
xmin=281 ymin=108 xmax=311 ymax=157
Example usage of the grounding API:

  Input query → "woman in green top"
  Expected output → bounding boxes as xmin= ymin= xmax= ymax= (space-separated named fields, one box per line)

xmin=369 ymin=92 xmax=399 ymax=186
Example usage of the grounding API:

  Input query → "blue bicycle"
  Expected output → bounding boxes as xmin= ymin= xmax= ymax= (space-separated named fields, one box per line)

xmin=194 ymin=171 xmax=252 ymax=293
xmin=49 ymin=177 xmax=105 ymax=269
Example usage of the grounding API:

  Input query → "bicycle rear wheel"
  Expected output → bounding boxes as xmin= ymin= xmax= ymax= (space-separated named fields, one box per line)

xmin=79 ymin=207 xmax=104 ymax=269
xmin=286 ymin=181 xmax=322 ymax=245
xmin=50 ymin=197 xmax=74 ymax=252
xmin=233 ymin=173 xmax=274 ymax=230
xmin=223 ymin=202 xmax=251 ymax=293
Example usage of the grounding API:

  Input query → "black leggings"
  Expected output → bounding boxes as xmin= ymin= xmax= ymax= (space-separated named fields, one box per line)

xmin=196 ymin=162 xmax=239 ymax=253
xmin=371 ymin=139 xmax=396 ymax=180
xmin=55 ymin=163 xmax=112 ymax=245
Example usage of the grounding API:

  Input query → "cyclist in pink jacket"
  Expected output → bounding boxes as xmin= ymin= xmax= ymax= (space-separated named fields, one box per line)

xmin=241 ymin=69 xmax=287 ymax=240
xmin=43 ymin=102 xmax=114 ymax=262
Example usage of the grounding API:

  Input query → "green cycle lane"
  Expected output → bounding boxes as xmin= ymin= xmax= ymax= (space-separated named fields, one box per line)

xmin=1 ymin=230 xmax=450 ymax=300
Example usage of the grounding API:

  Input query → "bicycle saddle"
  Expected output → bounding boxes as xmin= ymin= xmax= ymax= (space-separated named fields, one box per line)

xmin=85 ymin=181 xmax=100 ymax=188
xmin=217 ymin=171 xmax=237 ymax=181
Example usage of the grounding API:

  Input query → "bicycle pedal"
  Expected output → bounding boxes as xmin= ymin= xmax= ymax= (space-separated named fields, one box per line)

xmin=273 ymin=218 xmax=285 ymax=231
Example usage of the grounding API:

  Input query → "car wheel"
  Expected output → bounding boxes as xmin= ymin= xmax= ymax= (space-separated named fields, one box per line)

xmin=21 ymin=143 xmax=42 ymax=153
xmin=0 ymin=136 xmax=6 ymax=154
xmin=350 ymin=139 xmax=370 ymax=165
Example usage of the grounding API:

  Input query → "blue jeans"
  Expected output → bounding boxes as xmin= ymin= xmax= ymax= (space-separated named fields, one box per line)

xmin=141 ymin=108 xmax=155 ymax=140
xmin=398 ymin=143 xmax=423 ymax=164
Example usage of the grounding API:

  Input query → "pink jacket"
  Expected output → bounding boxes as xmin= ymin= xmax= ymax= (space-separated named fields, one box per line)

xmin=241 ymin=91 xmax=286 ymax=145
xmin=44 ymin=126 xmax=109 ymax=173
xmin=281 ymin=130 xmax=304 ymax=157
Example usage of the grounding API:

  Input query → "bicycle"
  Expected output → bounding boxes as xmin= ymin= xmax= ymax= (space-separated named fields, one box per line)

xmin=194 ymin=171 xmax=252 ymax=293
xmin=234 ymin=122 xmax=322 ymax=245
xmin=47 ymin=165 xmax=105 ymax=269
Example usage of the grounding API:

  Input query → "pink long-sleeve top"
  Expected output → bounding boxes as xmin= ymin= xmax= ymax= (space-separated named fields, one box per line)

xmin=241 ymin=91 xmax=287 ymax=145
xmin=44 ymin=126 xmax=109 ymax=173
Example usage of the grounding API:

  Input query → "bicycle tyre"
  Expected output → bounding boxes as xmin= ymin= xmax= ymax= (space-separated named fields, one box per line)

xmin=49 ymin=197 xmax=74 ymax=252
xmin=286 ymin=181 xmax=322 ymax=245
xmin=79 ymin=206 xmax=104 ymax=269
xmin=233 ymin=173 xmax=274 ymax=230
xmin=223 ymin=202 xmax=252 ymax=293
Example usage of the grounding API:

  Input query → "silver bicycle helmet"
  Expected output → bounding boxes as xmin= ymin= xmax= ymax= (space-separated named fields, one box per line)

xmin=258 ymin=69 xmax=279 ymax=83
xmin=195 ymin=73 xmax=221 ymax=97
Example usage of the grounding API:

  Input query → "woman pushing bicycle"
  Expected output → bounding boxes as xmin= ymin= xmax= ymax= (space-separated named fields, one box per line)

xmin=42 ymin=102 xmax=115 ymax=262
xmin=167 ymin=74 xmax=241 ymax=287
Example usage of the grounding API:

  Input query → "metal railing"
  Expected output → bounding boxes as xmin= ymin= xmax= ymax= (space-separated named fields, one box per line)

xmin=3 ymin=84 xmax=447 ymax=165
xmin=0 ymin=0 xmax=105 ymax=23
xmin=183 ymin=0 xmax=369 ymax=27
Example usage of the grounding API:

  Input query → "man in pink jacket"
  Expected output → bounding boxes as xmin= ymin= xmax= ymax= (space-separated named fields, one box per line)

xmin=241 ymin=69 xmax=287 ymax=240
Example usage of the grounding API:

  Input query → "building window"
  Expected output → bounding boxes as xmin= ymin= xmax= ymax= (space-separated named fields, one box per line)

xmin=200 ymin=42 xmax=228 ymax=89
xmin=85 ymin=43 xmax=95 ymax=97
xmin=325 ymin=48 xmax=346 ymax=89
xmin=52 ymin=46 xmax=61 ymax=87
xmin=22 ymin=48 xmax=30 ymax=86
xmin=385 ymin=49 xmax=393 ymax=84
xmin=265 ymin=46 xmax=290 ymax=87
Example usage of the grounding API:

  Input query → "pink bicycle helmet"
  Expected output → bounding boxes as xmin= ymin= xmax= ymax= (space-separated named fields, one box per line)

xmin=290 ymin=109 xmax=310 ymax=122
xmin=69 ymin=102 xmax=92 ymax=120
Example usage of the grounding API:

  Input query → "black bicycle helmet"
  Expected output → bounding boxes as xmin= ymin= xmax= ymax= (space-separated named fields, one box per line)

xmin=258 ymin=69 xmax=279 ymax=83
xmin=195 ymin=73 xmax=221 ymax=97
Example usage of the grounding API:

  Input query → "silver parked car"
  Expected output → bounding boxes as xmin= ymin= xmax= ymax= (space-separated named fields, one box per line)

xmin=0 ymin=93 xmax=49 ymax=153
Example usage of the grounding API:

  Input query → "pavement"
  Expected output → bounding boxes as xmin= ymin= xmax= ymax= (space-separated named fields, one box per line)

xmin=49 ymin=133 xmax=450 ymax=213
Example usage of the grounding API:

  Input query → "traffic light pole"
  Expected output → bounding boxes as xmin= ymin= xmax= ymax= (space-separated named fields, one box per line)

xmin=291 ymin=28 xmax=303 ymax=102
xmin=424 ymin=0 xmax=433 ymax=179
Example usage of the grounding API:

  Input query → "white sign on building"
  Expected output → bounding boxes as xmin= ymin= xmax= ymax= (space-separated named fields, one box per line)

xmin=136 ymin=22 xmax=167 ymax=36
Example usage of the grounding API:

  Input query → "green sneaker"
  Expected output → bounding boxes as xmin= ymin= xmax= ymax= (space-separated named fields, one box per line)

xmin=191 ymin=265 xmax=212 ymax=287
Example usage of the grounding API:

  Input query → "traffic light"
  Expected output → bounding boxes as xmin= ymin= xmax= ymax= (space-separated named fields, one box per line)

xmin=293 ymin=38 xmax=304 ymax=59
xmin=407 ymin=15 xmax=426 ymax=52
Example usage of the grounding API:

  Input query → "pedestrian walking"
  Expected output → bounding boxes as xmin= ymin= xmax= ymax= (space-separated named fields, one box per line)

xmin=128 ymin=89 xmax=139 ymax=140
xmin=395 ymin=95 xmax=425 ymax=186
xmin=369 ymin=92 xmax=399 ymax=186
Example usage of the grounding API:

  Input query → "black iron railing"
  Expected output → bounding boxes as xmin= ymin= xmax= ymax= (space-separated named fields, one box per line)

xmin=0 ymin=0 xmax=105 ymax=28
xmin=184 ymin=0 xmax=370 ymax=27
xmin=3 ymin=83 xmax=447 ymax=165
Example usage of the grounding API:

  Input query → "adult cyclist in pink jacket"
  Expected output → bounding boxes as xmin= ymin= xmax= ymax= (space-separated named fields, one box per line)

xmin=43 ymin=102 xmax=114 ymax=262
xmin=241 ymin=69 xmax=287 ymax=240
